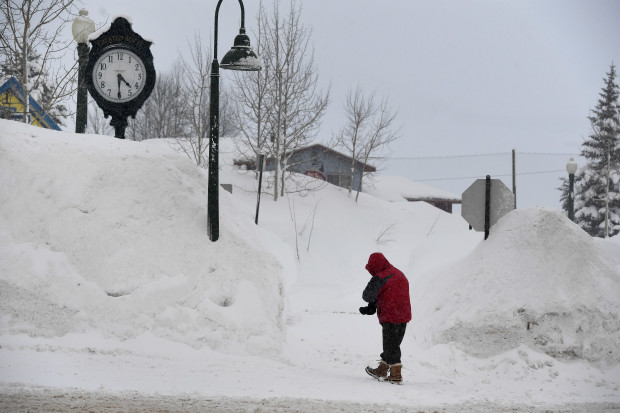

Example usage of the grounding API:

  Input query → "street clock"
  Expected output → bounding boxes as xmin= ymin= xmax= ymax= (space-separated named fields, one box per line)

xmin=86 ymin=16 xmax=155 ymax=139
xmin=91 ymin=49 xmax=147 ymax=103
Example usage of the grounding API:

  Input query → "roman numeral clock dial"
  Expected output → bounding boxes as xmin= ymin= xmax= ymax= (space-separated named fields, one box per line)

xmin=92 ymin=50 xmax=146 ymax=103
xmin=85 ymin=16 xmax=155 ymax=139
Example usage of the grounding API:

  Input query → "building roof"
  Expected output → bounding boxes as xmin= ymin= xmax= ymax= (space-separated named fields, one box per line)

xmin=0 ymin=77 xmax=61 ymax=130
xmin=365 ymin=175 xmax=461 ymax=203
xmin=284 ymin=143 xmax=377 ymax=172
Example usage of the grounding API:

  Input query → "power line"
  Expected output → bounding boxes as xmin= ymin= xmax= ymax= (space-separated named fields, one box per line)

xmin=515 ymin=169 xmax=565 ymax=175
xmin=376 ymin=151 xmax=578 ymax=161
xmin=517 ymin=152 xmax=578 ymax=156
xmin=384 ymin=152 xmax=510 ymax=160
xmin=414 ymin=169 xmax=564 ymax=182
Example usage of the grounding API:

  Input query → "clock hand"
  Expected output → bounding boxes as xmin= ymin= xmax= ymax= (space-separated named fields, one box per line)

xmin=117 ymin=74 xmax=121 ymax=99
xmin=119 ymin=74 xmax=132 ymax=88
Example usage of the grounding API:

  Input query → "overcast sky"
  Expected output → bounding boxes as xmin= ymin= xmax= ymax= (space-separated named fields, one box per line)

xmin=77 ymin=0 xmax=620 ymax=210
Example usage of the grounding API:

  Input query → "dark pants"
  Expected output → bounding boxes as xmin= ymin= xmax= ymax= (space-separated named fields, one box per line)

xmin=380 ymin=323 xmax=407 ymax=365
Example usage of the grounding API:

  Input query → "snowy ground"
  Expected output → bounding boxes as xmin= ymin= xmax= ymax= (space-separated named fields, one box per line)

xmin=1 ymin=120 xmax=619 ymax=411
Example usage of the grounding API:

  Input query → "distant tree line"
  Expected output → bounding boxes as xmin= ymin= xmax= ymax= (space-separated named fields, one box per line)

xmin=559 ymin=63 xmax=620 ymax=238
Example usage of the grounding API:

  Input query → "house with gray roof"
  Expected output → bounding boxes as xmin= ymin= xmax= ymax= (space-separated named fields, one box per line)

xmin=264 ymin=144 xmax=376 ymax=192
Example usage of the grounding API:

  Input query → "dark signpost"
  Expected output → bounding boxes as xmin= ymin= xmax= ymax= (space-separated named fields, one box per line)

xmin=85 ymin=17 xmax=156 ymax=139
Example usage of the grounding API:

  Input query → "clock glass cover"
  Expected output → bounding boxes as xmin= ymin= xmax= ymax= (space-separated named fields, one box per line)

xmin=92 ymin=48 xmax=146 ymax=102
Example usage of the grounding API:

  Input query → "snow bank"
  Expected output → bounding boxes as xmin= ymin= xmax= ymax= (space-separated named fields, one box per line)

xmin=0 ymin=120 xmax=288 ymax=355
xmin=413 ymin=207 xmax=620 ymax=365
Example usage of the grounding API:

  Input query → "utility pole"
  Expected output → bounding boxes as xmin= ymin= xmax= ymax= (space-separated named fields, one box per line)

xmin=512 ymin=148 xmax=516 ymax=209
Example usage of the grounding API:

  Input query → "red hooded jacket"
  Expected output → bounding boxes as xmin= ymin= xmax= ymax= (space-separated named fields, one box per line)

xmin=362 ymin=253 xmax=412 ymax=324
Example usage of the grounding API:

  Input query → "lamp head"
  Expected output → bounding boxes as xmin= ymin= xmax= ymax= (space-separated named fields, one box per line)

xmin=220 ymin=29 xmax=262 ymax=71
xmin=72 ymin=9 xmax=95 ymax=44
xmin=566 ymin=157 xmax=578 ymax=175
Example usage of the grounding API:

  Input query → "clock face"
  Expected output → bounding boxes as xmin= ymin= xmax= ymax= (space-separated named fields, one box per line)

xmin=92 ymin=49 xmax=146 ymax=103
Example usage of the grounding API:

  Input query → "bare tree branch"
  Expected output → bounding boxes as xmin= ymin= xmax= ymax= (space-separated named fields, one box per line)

xmin=1 ymin=0 xmax=78 ymax=126
xmin=334 ymin=85 xmax=401 ymax=202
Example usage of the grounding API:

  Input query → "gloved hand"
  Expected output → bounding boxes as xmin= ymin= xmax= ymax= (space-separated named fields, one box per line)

xmin=359 ymin=302 xmax=377 ymax=315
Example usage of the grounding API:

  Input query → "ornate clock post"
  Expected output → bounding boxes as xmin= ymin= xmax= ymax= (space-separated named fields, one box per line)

xmin=85 ymin=17 xmax=156 ymax=139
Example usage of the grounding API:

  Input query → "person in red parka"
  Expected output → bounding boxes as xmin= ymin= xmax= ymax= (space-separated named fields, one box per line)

xmin=359 ymin=252 xmax=411 ymax=384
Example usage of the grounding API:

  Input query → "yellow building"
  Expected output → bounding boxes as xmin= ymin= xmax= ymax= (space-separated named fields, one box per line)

xmin=0 ymin=77 xmax=61 ymax=130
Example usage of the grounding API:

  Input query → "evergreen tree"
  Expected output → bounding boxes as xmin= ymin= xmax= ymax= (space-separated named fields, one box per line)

xmin=558 ymin=177 xmax=570 ymax=216
xmin=574 ymin=63 xmax=620 ymax=237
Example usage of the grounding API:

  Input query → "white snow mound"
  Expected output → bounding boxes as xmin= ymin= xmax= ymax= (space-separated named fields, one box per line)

xmin=413 ymin=207 xmax=620 ymax=365
xmin=0 ymin=121 xmax=287 ymax=355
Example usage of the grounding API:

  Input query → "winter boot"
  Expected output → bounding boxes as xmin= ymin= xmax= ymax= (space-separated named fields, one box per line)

xmin=386 ymin=363 xmax=402 ymax=384
xmin=365 ymin=360 xmax=389 ymax=380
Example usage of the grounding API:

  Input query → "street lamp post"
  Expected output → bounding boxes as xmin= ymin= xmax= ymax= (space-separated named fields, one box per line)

xmin=208 ymin=0 xmax=261 ymax=242
xmin=566 ymin=157 xmax=578 ymax=222
xmin=72 ymin=9 xmax=95 ymax=134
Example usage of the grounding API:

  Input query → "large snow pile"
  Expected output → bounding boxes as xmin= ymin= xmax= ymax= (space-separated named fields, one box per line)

xmin=0 ymin=121 xmax=289 ymax=355
xmin=412 ymin=207 xmax=620 ymax=365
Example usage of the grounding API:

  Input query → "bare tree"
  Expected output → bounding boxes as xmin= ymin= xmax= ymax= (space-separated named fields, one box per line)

xmin=267 ymin=0 xmax=330 ymax=200
xmin=0 ymin=0 xmax=78 ymax=126
xmin=334 ymin=85 xmax=400 ymax=201
xmin=160 ymin=34 xmax=236 ymax=166
xmin=146 ymin=62 xmax=186 ymax=139
xmin=232 ymin=0 xmax=329 ymax=200
xmin=171 ymin=34 xmax=211 ymax=166
xmin=126 ymin=61 xmax=186 ymax=141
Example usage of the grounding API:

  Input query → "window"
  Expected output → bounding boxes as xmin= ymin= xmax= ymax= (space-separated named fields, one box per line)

xmin=326 ymin=174 xmax=352 ymax=189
